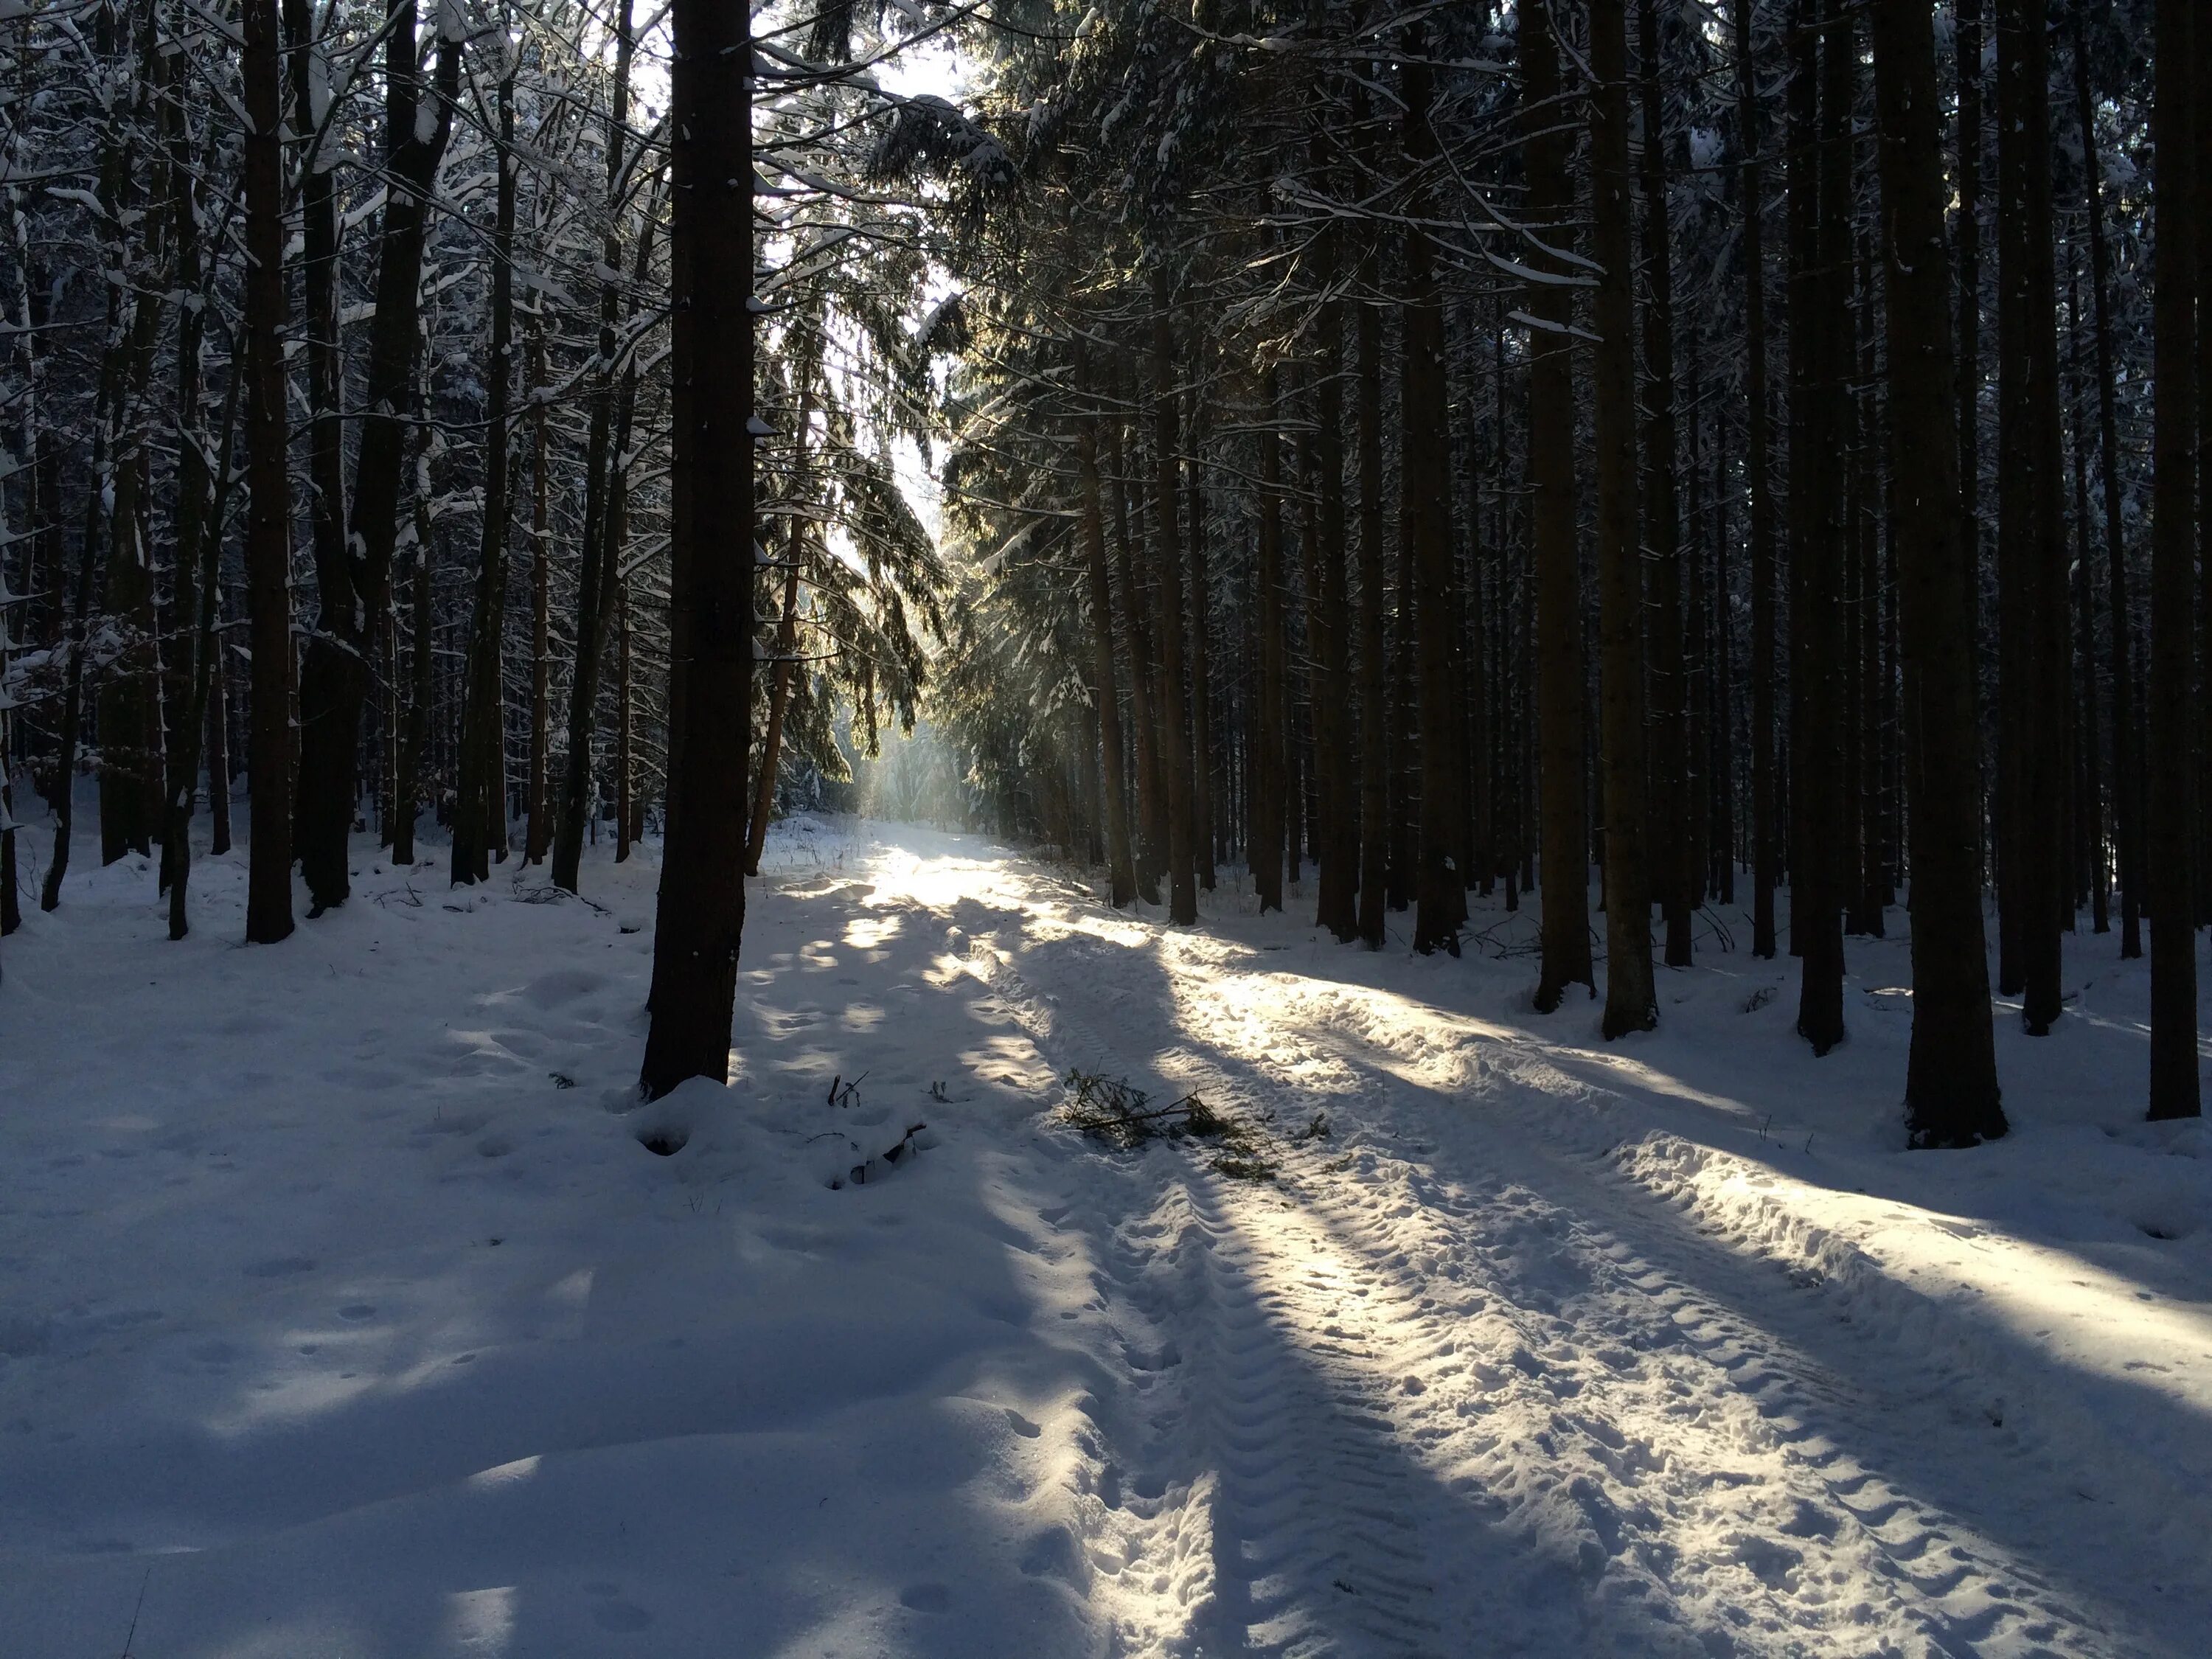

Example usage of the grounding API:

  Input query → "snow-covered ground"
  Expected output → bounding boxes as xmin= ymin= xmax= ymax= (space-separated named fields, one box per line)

xmin=1 ymin=813 xmax=2208 ymax=1657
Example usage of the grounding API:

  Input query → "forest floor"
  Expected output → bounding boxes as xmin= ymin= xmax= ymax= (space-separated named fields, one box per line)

xmin=1 ymin=813 xmax=2209 ymax=1658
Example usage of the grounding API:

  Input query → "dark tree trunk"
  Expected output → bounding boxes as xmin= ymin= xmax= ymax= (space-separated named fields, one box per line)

xmin=1526 ymin=0 xmax=1595 ymax=1010
xmin=453 ymin=52 xmax=518 ymax=886
xmin=641 ymin=0 xmax=752 ymax=1099
xmin=1403 ymin=38 xmax=1464 ymax=957
xmin=1593 ymin=0 xmax=1656 ymax=1032
xmin=525 ymin=322 xmax=552 ymax=864
xmin=2065 ymin=257 xmax=2107 ymax=933
xmin=1107 ymin=392 xmax=1164 ymax=899
xmin=2073 ymin=3 xmax=2139 ymax=958
xmin=1792 ymin=0 xmax=1849 ymax=1054
xmin=283 ymin=0 xmax=349 ymax=786
xmin=1355 ymin=226 xmax=1391 ymax=948
xmin=206 ymin=619 xmax=232 ymax=858
xmin=1253 ymin=374 xmax=1288 ymax=914
xmin=1309 ymin=238 xmax=1359 ymax=941
xmin=1711 ymin=364 xmax=1736 ymax=904
xmin=295 ymin=0 xmax=457 ymax=914
xmin=1079 ymin=347 xmax=1138 ymax=908
xmin=1957 ymin=0 xmax=1989 ymax=902
xmin=1185 ymin=387 xmax=1217 ymax=891
xmin=747 ymin=375 xmax=815 ymax=878
xmin=1868 ymin=0 xmax=2007 ymax=1147
xmin=552 ymin=0 xmax=638 ymax=894
xmin=241 ymin=0 xmax=294 ymax=945
xmin=1151 ymin=276 xmax=1198 ymax=925
xmin=390 ymin=428 xmax=436 ymax=866
xmin=1734 ymin=0 xmax=1778 ymax=960
xmin=2146 ymin=0 xmax=2202 ymax=1119
xmin=1640 ymin=0 xmax=1690 ymax=967
xmin=1995 ymin=0 xmax=2067 ymax=1033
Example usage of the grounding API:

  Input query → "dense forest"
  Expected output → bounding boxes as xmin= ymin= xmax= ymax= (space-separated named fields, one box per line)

xmin=0 ymin=0 xmax=2203 ymax=1138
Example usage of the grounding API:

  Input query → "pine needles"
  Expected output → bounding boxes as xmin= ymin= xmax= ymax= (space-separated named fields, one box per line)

xmin=1060 ymin=1069 xmax=1275 ymax=1180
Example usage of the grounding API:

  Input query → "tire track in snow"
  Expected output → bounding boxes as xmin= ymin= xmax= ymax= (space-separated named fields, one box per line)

xmin=959 ymin=894 xmax=2160 ymax=1658
xmin=960 ymin=928 xmax=1453 ymax=1656
xmin=1267 ymin=973 xmax=2179 ymax=1656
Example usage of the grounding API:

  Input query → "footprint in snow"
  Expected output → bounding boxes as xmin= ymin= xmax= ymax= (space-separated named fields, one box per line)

xmin=338 ymin=1303 xmax=377 ymax=1321
xmin=591 ymin=1601 xmax=653 ymax=1632
xmin=900 ymin=1583 xmax=951 ymax=1613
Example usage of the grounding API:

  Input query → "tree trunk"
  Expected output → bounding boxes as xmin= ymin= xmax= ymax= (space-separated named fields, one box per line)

xmin=1957 ymin=0 xmax=1989 ymax=905
xmin=746 ymin=373 xmax=815 ymax=877
xmin=207 ymin=619 xmax=232 ymax=858
xmin=453 ymin=47 xmax=518 ymax=885
xmin=1792 ymin=0 xmax=1849 ymax=1054
xmin=1526 ymin=0 xmax=1595 ymax=1010
xmin=1355 ymin=223 xmax=1391 ymax=948
xmin=2065 ymin=255 xmax=2107 ymax=933
xmin=1868 ymin=0 xmax=2006 ymax=1146
xmin=1185 ymin=386 xmax=1217 ymax=890
xmin=1253 ymin=375 xmax=1289 ymax=914
xmin=1108 ymin=395 xmax=1164 ymax=900
xmin=1079 ymin=347 xmax=1138 ymax=907
xmin=1995 ymin=0 xmax=2067 ymax=1034
xmin=641 ymin=0 xmax=751 ymax=1099
xmin=1150 ymin=274 xmax=1198 ymax=925
xmin=1400 ymin=38 xmax=1465 ymax=957
xmin=1309 ymin=236 xmax=1359 ymax=941
xmin=2146 ymin=0 xmax=2202 ymax=1119
xmin=552 ymin=0 xmax=638 ymax=894
xmin=1638 ymin=0 xmax=1690 ymax=967
xmin=1593 ymin=0 xmax=1656 ymax=1031
xmin=295 ymin=0 xmax=458 ymax=914
xmin=391 ymin=427 xmax=436 ymax=867
xmin=241 ymin=0 xmax=294 ymax=945
xmin=283 ymin=0 xmax=349 ymax=800
xmin=163 ymin=368 xmax=243 ymax=940
xmin=525 ymin=323 xmax=552 ymax=863
xmin=2074 ymin=1 xmax=2139 ymax=958
xmin=1734 ymin=0 xmax=1778 ymax=960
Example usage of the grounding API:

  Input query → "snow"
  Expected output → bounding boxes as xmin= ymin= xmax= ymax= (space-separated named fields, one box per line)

xmin=1 ymin=812 xmax=2208 ymax=1656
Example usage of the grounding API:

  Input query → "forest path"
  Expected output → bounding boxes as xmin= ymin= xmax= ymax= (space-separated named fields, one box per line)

xmin=852 ymin=825 xmax=2200 ymax=1658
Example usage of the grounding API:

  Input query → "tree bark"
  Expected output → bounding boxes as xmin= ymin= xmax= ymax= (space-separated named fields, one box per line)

xmin=1150 ymin=273 xmax=1197 ymax=925
xmin=1995 ymin=0 xmax=2067 ymax=1033
xmin=552 ymin=0 xmax=637 ymax=894
xmin=1593 ymin=0 xmax=1656 ymax=1032
xmin=1079 ymin=345 xmax=1138 ymax=907
xmin=453 ymin=44 xmax=518 ymax=886
xmin=1402 ymin=36 xmax=1465 ymax=958
xmin=1185 ymin=386 xmax=1217 ymax=890
xmin=1868 ymin=0 xmax=2007 ymax=1146
xmin=2074 ymin=1 xmax=2140 ymax=959
xmin=1309 ymin=230 xmax=1359 ymax=940
xmin=1107 ymin=393 xmax=1164 ymax=900
xmin=241 ymin=0 xmax=293 ymax=945
xmin=746 ymin=372 xmax=817 ymax=877
xmin=641 ymin=0 xmax=751 ymax=1099
xmin=1525 ymin=0 xmax=1595 ymax=1011
xmin=1355 ymin=223 xmax=1390 ymax=948
xmin=294 ymin=0 xmax=458 ymax=914
xmin=1734 ymin=0 xmax=1778 ymax=960
xmin=2146 ymin=0 xmax=2201 ymax=1119
xmin=526 ymin=322 xmax=552 ymax=863
xmin=1792 ymin=0 xmax=1849 ymax=1054
xmin=1957 ymin=0 xmax=1989 ymax=902
xmin=1640 ymin=0 xmax=1690 ymax=967
xmin=1253 ymin=373 xmax=1289 ymax=913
